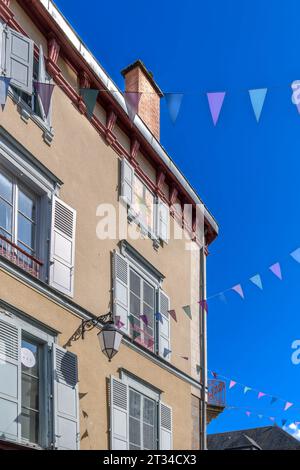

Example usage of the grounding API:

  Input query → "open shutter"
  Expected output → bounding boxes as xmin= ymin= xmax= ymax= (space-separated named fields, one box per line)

xmin=120 ymin=158 xmax=134 ymax=206
xmin=53 ymin=345 xmax=79 ymax=450
xmin=110 ymin=376 xmax=129 ymax=450
xmin=158 ymin=290 xmax=171 ymax=361
xmin=159 ymin=402 xmax=173 ymax=450
xmin=0 ymin=316 xmax=21 ymax=442
xmin=50 ymin=196 xmax=77 ymax=297
xmin=157 ymin=199 xmax=169 ymax=243
xmin=5 ymin=27 xmax=34 ymax=94
xmin=113 ymin=251 xmax=129 ymax=335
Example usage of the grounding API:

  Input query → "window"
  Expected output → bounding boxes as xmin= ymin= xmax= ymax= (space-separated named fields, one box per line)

xmin=129 ymin=389 xmax=157 ymax=450
xmin=132 ymin=177 xmax=155 ymax=234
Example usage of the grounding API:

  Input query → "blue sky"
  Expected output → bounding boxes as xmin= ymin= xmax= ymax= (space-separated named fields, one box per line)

xmin=55 ymin=0 xmax=300 ymax=435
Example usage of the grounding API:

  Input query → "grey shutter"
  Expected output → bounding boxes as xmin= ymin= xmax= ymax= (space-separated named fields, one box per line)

xmin=158 ymin=290 xmax=171 ymax=361
xmin=159 ymin=402 xmax=173 ymax=450
xmin=53 ymin=345 xmax=80 ymax=450
xmin=113 ymin=251 xmax=129 ymax=335
xmin=5 ymin=27 xmax=34 ymax=94
xmin=157 ymin=198 xmax=169 ymax=243
xmin=120 ymin=158 xmax=134 ymax=206
xmin=110 ymin=376 xmax=129 ymax=450
xmin=0 ymin=316 xmax=21 ymax=442
xmin=49 ymin=196 xmax=77 ymax=297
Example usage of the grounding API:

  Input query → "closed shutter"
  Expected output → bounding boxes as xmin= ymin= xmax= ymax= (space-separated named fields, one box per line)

xmin=0 ymin=317 xmax=21 ymax=441
xmin=110 ymin=376 xmax=129 ymax=450
xmin=120 ymin=158 xmax=134 ymax=206
xmin=53 ymin=345 xmax=80 ymax=450
xmin=49 ymin=196 xmax=77 ymax=297
xmin=158 ymin=290 xmax=171 ymax=361
xmin=159 ymin=402 xmax=173 ymax=450
xmin=112 ymin=251 xmax=129 ymax=335
xmin=4 ymin=27 xmax=34 ymax=94
xmin=157 ymin=198 xmax=169 ymax=243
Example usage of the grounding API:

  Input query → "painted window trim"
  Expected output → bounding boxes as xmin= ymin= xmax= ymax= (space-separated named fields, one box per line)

xmin=120 ymin=370 xmax=161 ymax=402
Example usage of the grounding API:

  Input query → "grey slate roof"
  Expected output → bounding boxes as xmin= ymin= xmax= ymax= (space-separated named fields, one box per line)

xmin=208 ymin=426 xmax=300 ymax=450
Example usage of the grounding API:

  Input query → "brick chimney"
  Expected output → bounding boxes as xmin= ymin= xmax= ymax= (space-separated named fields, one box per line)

xmin=122 ymin=60 xmax=163 ymax=140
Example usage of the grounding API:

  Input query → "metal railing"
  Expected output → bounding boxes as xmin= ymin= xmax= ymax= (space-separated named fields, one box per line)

xmin=208 ymin=380 xmax=226 ymax=407
xmin=0 ymin=234 xmax=43 ymax=279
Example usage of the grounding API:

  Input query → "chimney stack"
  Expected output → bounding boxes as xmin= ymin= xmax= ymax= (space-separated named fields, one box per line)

xmin=122 ymin=60 xmax=163 ymax=141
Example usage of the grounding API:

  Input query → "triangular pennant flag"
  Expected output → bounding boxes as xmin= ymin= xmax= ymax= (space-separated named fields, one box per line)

xmin=165 ymin=93 xmax=184 ymax=124
xmin=82 ymin=410 xmax=88 ymax=418
xmin=124 ymin=91 xmax=142 ymax=122
xmin=258 ymin=414 xmax=263 ymax=419
xmin=284 ymin=402 xmax=293 ymax=411
xmin=248 ymin=88 xmax=267 ymax=122
xmin=133 ymin=330 xmax=141 ymax=340
xmin=269 ymin=416 xmax=275 ymax=422
xmin=163 ymin=348 xmax=172 ymax=358
xmin=182 ymin=305 xmax=192 ymax=319
xmin=282 ymin=419 xmax=287 ymax=427
xmin=80 ymin=88 xmax=99 ymax=120
xmin=140 ymin=314 xmax=149 ymax=327
xmin=250 ymin=274 xmax=263 ymax=290
xmin=196 ymin=364 xmax=201 ymax=374
xmin=155 ymin=312 xmax=163 ymax=324
xmin=128 ymin=314 xmax=135 ymax=326
xmin=199 ymin=300 xmax=208 ymax=312
xmin=147 ymin=337 xmax=154 ymax=349
xmin=229 ymin=380 xmax=237 ymax=389
xmin=212 ymin=371 xmax=218 ymax=379
xmin=168 ymin=309 xmax=177 ymax=322
xmin=269 ymin=262 xmax=282 ymax=280
xmin=79 ymin=392 xmax=88 ymax=400
xmin=258 ymin=392 xmax=267 ymax=399
xmin=181 ymin=356 xmax=189 ymax=361
xmin=270 ymin=396 xmax=278 ymax=405
xmin=34 ymin=82 xmax=55 ymax=117
xmin=0 ymin=77 xmax=11 ymax=111
xmin=232 ymin=284 xmax=244 ymax=299
xmin=81 ymin=430 xmax=89 ymax=440
xmin=245 ymin=411 xmax=251 ymax=417
xmin=244 ymin=386 xmax=251 ymax=394
xmin=290 ymin=248 xmax=300 ymax=263
xmin=206 ymin=92 xmax=226 ymax=126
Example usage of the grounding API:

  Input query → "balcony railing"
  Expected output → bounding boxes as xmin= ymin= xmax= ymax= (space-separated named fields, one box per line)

xmin=208 ymin=380 xmax=226 ymax=407
xmin=0 ymin=235 xmax=43 ymax=279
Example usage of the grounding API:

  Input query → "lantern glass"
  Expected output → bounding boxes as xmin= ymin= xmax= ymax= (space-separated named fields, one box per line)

xmin=98 ymin=323 xmax=122 ymax=361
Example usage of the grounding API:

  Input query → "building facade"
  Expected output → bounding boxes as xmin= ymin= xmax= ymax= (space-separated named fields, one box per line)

xmin=0 ymin=0 xmax=223 ymax=450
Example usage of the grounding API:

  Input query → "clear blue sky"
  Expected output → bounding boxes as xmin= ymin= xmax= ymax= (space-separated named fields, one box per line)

xmin=55 ymin=0 xmax=300 ymax=435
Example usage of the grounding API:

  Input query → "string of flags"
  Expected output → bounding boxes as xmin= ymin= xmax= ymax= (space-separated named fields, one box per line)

xmin=222 ymin=404 xmax=300 ymax=429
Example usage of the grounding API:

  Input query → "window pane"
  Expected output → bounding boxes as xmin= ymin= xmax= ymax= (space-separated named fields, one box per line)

xmin=0 ymin=200 xmax=12 ymax=235
xmin=129 ymin=390 xmax=141 ymax=419
xmin=143 ymin=282 xmax=154 ymax=307
xmin=18 ymin=214 xmax=35 ymax=251
xmin=130 ymin=270 xmax=140 ymax=297
xmin=130 ymin=293 xmax=141 ymax=317
xmin=129 ymin=417 xmax=141 ymax=447
xmin=20 ymin=408 xmax=39 ymax=444
xmin=21 ymin=339 xmax=39 ymax=376
xmin=0 ymin=172 xmax=13 ymax=203
xmin=21 ymin=375 xmax=39 ymax=410
xmin=143 ymin=397 xmax=155 ymax=425
xmin=143 ymin=423 xmax=155 ymax=450
xmin=18 ymin=190 xmax=35 ymax=220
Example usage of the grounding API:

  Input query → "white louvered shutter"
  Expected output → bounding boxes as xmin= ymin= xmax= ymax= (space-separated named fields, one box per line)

xmin=158 ymin=290 xmax=171 ymax=361
xmin=120 ymin=158 xmax=134 ymax=206
xmin=4 ymin=27 xmax=34 ymax=94
xmin=113 ymin=251 xmax=129 ymax=335
xmin=53 ymin=345 xmax=79 ymax=450
xmin=157 ymin=199 xmax=169 ymax=243
xmin=50 ymin=197 xmax=77 ymax=297
xmin=0 ymin=317 xmax=21 ymax=442
xmin=110 ymin=376 xmax=129 ymax=450
xmin=159 ymin=402 xmax=173 ymax=450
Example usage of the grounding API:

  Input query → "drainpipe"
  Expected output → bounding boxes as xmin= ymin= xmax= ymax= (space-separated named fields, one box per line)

xmin=199 ymin=246 xmax=207 ymax=450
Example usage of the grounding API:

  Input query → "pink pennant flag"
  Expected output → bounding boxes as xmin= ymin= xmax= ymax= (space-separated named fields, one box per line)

xmin=115 ymin=316 xmax=125 ymax=329
xmin=245 ymin=411 xmax=251 ymax=417
xmin=258 ymin=392 xmax=267 ymax=399
xmin=232 ymin=284 xmax=244 ymax=299
xmin=207 ymin=92 xmax=226 ymax=126
xmin=284 ymin=402 xmax=293 ymax=411
xmin=147 ymin=338 xmax=155 ymax=349
xmin=229 ymin=380 xmax=237 ymax=389
xmin=269 ymin=262 xmax=282 ymax=280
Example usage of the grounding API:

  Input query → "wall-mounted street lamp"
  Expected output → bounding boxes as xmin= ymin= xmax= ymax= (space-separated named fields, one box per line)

xmin=81 ymin=313 xmax=123 ymax=362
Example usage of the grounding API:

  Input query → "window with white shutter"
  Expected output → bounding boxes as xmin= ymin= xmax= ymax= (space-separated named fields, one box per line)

xmin=49 ymin=196 xmax=77 ymax=297
xmin=158 ymin=290 xmax=171 ymax=361
xmin=53 ymin=345 xmax=79 ymax=450
xmin=110 ymin=376 xmax=129 ymax=450
xmin=157 ymin=199 xmax=169 ymax=243
xmin=112 ymin=251 xmax=130 ymax=335
xmin=159 ymin=402 xmax=173 ymax=450
xmin=120 ymin=158 xmax=134 ymax=206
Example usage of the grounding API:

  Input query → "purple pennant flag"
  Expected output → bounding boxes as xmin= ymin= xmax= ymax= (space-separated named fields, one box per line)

xmin=232 ymin=284 xmax=244 ymax=299
xmin=168 ymin=309 xmax=177 ymax=322
xmin=229 ymin=380 xmax=237 ymax=389
xmin=207 ymin=92 xmax=226 ymax=126
xmin=258 ymin=392 xmax=267 ymax=399
xmin=124 ymin=91 xmax=142 ymax=122
xmin=34 ymin=82 xmax=55 ymax=117
xmin=165 ymin=93 xmax=184 ymax=124
xmin=140 ymin=314 xmax=148 ymax=327
xmin=245 ymin=411 xmax=251 ymax=417
xmin=269 ymin=262 xmax=282 ymax=280
xmin=115 ymin=316 xmax=124 ymax=329
xmin=0 ymin=77 xmax=11 ymax=111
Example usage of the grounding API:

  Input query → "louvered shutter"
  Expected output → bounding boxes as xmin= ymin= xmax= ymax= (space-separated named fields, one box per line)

xmin=53 ymin=345 xmax=80 ymax=450
xmin=120 ymin=158 xmax=134 ymax=206
xmin=110 ymin=376 xmax=129 ymax=450
xmin=159 ymin=402 xmax=173 ymax=450
xmin=50 ymin=196 xmax=77 ymax=297
xmin=157 ymin=198 xmax=169 ymax=243
xmin=0 ymin=317 xmax=21 ymax=441
xmin=5 ymin=28 xmax=34 ymax=94
xmin=158 ymin=290 xmax=171 ymax=361
xmin=113 ymin=251 xmax=129 ymax=335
